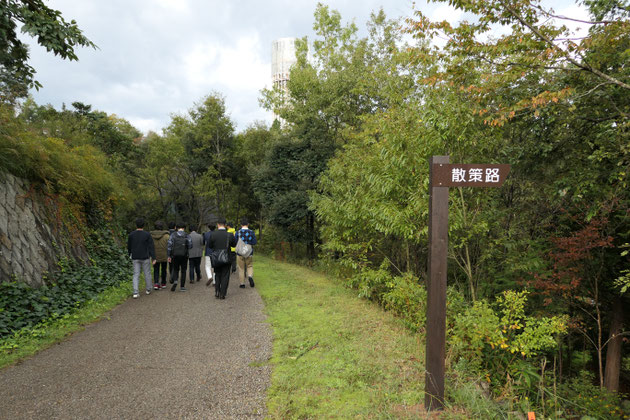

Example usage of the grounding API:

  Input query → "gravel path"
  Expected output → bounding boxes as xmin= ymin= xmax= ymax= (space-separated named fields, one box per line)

xmin=0 ymin=264 xmax=272 ymax=420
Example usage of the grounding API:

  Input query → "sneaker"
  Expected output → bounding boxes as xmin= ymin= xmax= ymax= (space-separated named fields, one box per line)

xmin=239 ymin=284 xmax=246 ymax=288
xmin=249 ymin=277 xmax=255 ymax=288
xmin=171 ymin=283 xmax=177 ymax=292
xmin=153 ymin=284 xmax=159 ymax=290
xmin=146 ymin=290 xmax=151 ymax=295
xmin=180 ymin=287 xmax=187 ymax=292
xmin=132 ymin=293 xmax=139 ymax=299
xmin=161 ymin=283 xmax=166 ymax=289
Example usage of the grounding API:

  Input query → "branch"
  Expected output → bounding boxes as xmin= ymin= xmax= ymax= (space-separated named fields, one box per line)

xmin=570 ymin=81 xmax=614 ymax=101
xmin=553 ymin=37 xmax=589 ymax=41
xmin=499 ymin=0 xmax=630 ymax=91
xmin=575 ymin=325 xmax=599 ymax=350
xmin=574 ymin=302 xmax=598 ymax=324
xmin=535 ymin=6 xmax=617 ymax=25
xmin=602 ymin=331 xmax=630 ymax=348
xmin=374 ymin=246 xmax=404 ymax=276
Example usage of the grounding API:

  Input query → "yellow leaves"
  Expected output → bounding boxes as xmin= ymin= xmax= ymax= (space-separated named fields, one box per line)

xmin=483 ymin=117 xmax=506 ymax=127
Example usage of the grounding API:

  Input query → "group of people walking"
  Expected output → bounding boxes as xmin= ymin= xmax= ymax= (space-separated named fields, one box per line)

xmin=126 ymin=217 xmax=257 ymax=300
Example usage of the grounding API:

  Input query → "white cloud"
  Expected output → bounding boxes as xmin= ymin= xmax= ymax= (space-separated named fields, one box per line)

xmin=182 ymin=34 xmax=269 ymax=92
xmin=24 ymin=0 xmax=421 ymax=134
xmin=127 ymin=117 xmax=164 ymax=134
xmin=430 ymin=4 xmax=463 ymax=24
xmin=555 ymin=3 xmax=591 ymax=39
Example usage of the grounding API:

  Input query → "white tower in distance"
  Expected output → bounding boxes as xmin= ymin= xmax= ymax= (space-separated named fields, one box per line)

xmin=272 ymin=38 xmax=297 ymax=121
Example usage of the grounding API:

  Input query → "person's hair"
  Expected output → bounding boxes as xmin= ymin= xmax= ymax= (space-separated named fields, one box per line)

xmin=168 ymin=221 xmax=176 ymax=230
xmin=240 ymin=217 xmax=249 ymax=226
xmin=208 ymin=224 xmax=216 ymax=231
xmin=135 ymin=218 xmax=145 ymax=228
xmin=176 ymin=221 xmax=185 ymax=230
xmin=154 ymin=220 xmax=164 ymax=230
xmin=216 ymin=217 xmax=226 ymax=226
xmin=227 ymin=221 xmax=234 ymax=228
xmin=189 ymin=223 xmax=197 ymax=232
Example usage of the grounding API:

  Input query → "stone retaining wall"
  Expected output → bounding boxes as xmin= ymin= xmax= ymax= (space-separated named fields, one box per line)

xmin=0 ymin=172 xmax=87 ymax=287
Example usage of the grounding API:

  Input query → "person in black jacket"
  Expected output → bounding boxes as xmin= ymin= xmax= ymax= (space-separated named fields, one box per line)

xmin=208 ymin=218 xmax=236 ymax=299
xmin=167 ymin=222 xmax=192 ymax=292
xmin=127 ymin=218 xmax=156 ymax=299
xmin=167 ymin=221 xmax=176 ymax=282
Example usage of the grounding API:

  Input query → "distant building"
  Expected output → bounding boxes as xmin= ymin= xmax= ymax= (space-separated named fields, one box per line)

xmin=271 ymin=37 xmax=297 ymax=122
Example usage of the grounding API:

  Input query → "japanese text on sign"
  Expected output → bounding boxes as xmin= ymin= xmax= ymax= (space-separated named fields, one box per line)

xmin=451 ymin=167 xmax=500 ymax=183
xmin=432 ymin=164 xmax=511 ymax=187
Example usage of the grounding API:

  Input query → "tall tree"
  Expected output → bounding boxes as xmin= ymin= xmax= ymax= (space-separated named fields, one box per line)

xmin=405 ymin=0 xmax=630 ymax=391
xmin=259 ymin=5 xmax=412 ymax=259
xmin=141 ymin=93 xmax=237 ymax=226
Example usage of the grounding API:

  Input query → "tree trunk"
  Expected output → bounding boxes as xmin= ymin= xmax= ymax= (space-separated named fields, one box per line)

xmin=604 ymin=297 xmax=624 ymax=392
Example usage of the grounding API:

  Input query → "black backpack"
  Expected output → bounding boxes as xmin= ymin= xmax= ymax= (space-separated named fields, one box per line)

xmin=172 ymin=234 xmax=188 ymax=257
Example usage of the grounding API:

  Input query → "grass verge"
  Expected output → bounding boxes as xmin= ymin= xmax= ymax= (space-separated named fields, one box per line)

xmin=0 ymin=279 xmax=133 ymax=370
xmin=256 ymin=255 xmax=427 ymax=419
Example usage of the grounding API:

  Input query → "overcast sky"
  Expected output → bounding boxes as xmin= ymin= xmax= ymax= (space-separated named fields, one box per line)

xmin=24 ymin=0 xmax=587 ymax=135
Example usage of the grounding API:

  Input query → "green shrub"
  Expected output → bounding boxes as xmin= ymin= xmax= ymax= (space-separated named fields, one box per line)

xmin=0 ymin=105 xmax=128 ymax=210
xmin=557 ymin=371 xmax=625 ymax=419
xmin=450 ymin=290 xmax=568 ymax=398
xmin=346 ymin=263 xmax=392 ymax=302
xmin=381 ymin=272 xmax=427 ymax=332
xmin=0 ymin=230 xmax=131 ymax=338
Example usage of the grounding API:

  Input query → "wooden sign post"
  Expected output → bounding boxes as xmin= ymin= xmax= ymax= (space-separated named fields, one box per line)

xmin=425 ymin=156 xmax=510 ymax=411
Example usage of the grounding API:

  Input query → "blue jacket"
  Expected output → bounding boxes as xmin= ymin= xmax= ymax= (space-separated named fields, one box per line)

xmin=235 ymin=228 xmax=257 ymax=255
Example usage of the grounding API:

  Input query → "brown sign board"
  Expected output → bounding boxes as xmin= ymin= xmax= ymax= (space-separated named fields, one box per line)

xmin=431 ymin=164 xmax=511 ymax=187
xmin=425 ymin=157 xmax=511 ymax=412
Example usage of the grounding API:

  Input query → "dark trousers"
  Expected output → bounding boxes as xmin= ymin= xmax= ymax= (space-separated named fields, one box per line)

xmin=214 ymin=264 xmax=231 ymax=298
xmin=189 ymin=257 xmax=201 ymax=282
xmin=172 ymin=256 xmax=188 ymax=287
xmin=153 ymin=261 xmax=167 ymax=285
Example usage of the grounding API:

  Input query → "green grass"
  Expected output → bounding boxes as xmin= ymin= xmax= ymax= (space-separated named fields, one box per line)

xmin=256 ymin=255 xmax=428 ymax=419
xmin=0 ymin=279 xmax=133 ymax=369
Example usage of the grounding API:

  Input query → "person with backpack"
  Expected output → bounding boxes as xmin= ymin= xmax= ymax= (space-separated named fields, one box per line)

xmin=203 ymin=224 xmax=216 ymax=287
xmin=167 ymin=223 xmax=192 ymax=292
xmin=235 ymin=217 xmax=257 ymax=288
xmin=188 ymin=224 xmax=204 ymax=284
xmin=207 ymin=218 xmax=236 ymax=299
xmin=150 ymin=220 xmax=170 ymax=289
xmin=127 ymin=218 xmax=156 ymax=299
xmin=167 ymin=221 xmax=176 ymax=282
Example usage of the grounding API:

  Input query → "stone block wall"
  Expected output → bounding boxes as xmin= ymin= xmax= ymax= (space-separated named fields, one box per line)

xmin=0 ymin=173 xmax=88 ymax=287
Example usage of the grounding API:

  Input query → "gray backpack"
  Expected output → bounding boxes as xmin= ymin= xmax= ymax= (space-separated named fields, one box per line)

xmin=235 ymin=237 xmax=252 ymax=257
